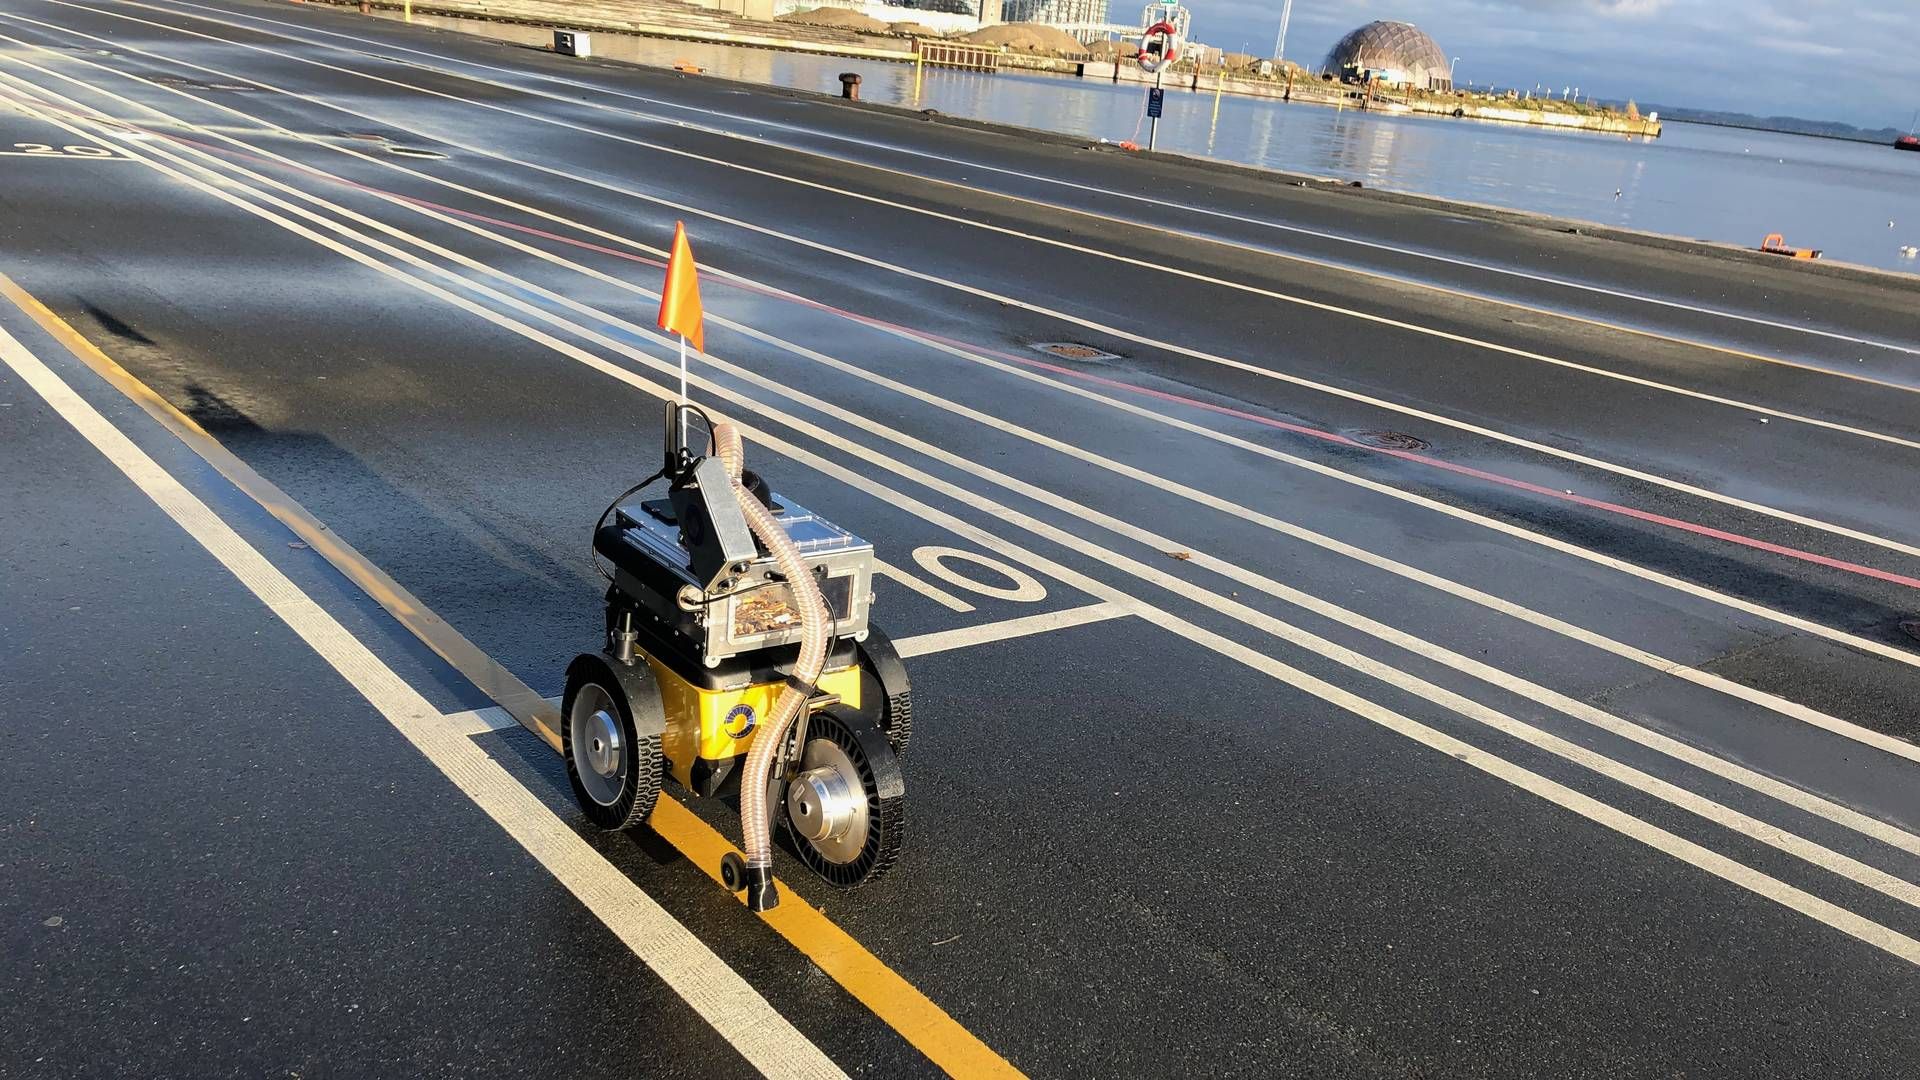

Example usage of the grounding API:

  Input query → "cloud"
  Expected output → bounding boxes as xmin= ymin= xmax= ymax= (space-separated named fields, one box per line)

xmin=1767 ymin=40 xmax=1847 ymax=58
xmin=1591 ymin=0 xmax=1669 ymax=15
xmin=1479 ymin=0 xmax=1669 ymax=15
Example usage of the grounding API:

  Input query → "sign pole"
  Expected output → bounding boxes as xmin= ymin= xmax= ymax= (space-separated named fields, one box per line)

xmin=1149 ymin=66 xmax=1163 ymax=151
xmin=1138 ymin=21 xmax=1177 ymax=152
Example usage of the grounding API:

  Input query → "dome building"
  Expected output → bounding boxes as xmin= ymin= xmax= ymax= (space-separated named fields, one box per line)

xmin=1324 ymin=20 xmax=1452 ymax=91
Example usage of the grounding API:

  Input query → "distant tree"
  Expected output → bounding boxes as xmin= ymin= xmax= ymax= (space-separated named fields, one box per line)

xmin=1625 ymin=100 xmax=1641 ymax=120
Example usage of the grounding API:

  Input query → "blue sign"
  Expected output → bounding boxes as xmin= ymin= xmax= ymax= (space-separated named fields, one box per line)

xmin=1146 ymin=87 xmax=1165 ymax=118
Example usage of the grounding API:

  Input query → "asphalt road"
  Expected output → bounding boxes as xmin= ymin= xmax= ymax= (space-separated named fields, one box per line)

xmin=2 ymin=2 xmax=1918 ymax=1076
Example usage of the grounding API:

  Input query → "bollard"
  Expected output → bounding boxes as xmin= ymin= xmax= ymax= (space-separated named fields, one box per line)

xmin=358 ymin=0 xmax=370 ymax=11
xmin=838 ymin=73 xmax=861 ymax=101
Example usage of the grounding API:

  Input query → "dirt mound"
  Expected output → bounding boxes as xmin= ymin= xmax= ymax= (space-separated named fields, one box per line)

xmin=885 ymin=21 xmax=941 ymax=37
xmin=961 ymin=23 xmax=1088 ymax=55
xmin=1087 ymin=38 xmax=1138 ymax=57
xmin=777 ymin=8 xmax=889 ymax=33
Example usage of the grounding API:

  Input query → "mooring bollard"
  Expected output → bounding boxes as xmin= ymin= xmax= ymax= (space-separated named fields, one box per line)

xmin=839 ymin=73 xmax=861 ymax=101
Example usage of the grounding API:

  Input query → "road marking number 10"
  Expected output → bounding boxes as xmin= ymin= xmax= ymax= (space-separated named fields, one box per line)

xmin=11 ymin=143 xmax=117 ymax=157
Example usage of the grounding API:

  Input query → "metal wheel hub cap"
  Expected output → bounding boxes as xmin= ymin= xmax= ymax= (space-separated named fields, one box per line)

xmin=569 ymin=684 xmax=627 ymax=807
xmin=584 ymin=710 xmax=622 ymax=778
xmin=786 ymin=740 xmax=868 ymax=863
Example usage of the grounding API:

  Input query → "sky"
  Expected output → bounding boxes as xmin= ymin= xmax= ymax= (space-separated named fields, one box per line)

xmin=1184 ymin=0 xmax=1919 ymax=130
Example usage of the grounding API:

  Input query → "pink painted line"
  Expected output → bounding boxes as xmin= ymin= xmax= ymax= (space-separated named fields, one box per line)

xmin=104 ymin=110 xmax=1920 ymax=593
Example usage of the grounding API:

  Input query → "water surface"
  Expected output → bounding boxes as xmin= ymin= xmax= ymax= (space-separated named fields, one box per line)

xmin=403 ymin=14 xmax=1920 ymax=274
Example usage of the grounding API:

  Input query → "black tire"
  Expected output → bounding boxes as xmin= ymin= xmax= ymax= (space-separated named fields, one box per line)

xmin=562 ymin=655 xmax=665 ymax=831
xmin=855 ymin=626 xmax=914 ymax=757
xmin=782 ymin=710 xmax=905 ymax=889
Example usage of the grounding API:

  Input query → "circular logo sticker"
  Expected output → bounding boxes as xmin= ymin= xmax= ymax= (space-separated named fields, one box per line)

xmin=724 ymin=703 xmax=757 ymax=739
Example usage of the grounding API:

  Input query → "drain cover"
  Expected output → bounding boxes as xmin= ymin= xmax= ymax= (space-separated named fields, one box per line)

xmin=1030 ymin=342 xmax=1119 ymax=361
xmin=387 ymin=146 xmax=448 ymax=160
xmin=149 ymin=74 xmax=253 ymax=92
xmin=1353 ymin=430 xmax=1431 ymax=451
xmin=1900 ymin=620 xmax=1920 ymax=644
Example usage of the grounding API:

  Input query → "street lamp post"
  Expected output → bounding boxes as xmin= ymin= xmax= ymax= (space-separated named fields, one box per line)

xmin=1450 ymin=56 xmax=1459 ymax=86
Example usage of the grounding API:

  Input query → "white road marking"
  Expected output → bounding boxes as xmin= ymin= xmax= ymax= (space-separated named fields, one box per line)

xmin=16 ymin=50 xmax=1918 ymax=873
xmin=875 ymin=558 xmax=975 ymax=613
xmin=68 ymin=59 xmax=1916 ymax=700
xmin=45 ymin=44 xmax=1920 ymax=851
xmin=0 ymin=148 xmax=128 ymax=157
xmin=911 ymin=545 xmax=1048 ymax=602
xmin=0 ymin=318 xmax=849 ymax=1080
xmin=65 ymin=8 xmax=1880 ymax=416
xmin=36 ymin=94 xmax=1920 ymax=958
xmin=196 ymin=0 xmax=1920 ymax=364
xmin=31 ymin=2 xmax=1920 ymax=564
xmin=59 ymin=50 xmax=1907 ymax=793
xmin=891 ymin=602 xmax=1125 ymax=658
xmin=445 ymin=695 xmax=568 ymax=735
xmin=442 ymin=704 xmax=519 ymax=736
xmin=89 ymin=1 xmax=1920 ymax=446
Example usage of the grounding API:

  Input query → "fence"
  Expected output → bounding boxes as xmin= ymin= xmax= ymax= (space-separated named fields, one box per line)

xmin=914 ymin=39 xmax=999 ymax=72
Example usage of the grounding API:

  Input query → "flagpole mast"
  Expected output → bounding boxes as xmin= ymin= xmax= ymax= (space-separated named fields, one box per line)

xmin=659 ymin=221 xmax=703 ymax=456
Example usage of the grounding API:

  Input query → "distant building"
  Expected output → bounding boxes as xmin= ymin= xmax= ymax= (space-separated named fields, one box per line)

xmin=1323 ymin=20 xmax=1452 ymax=91
xmin=1139 ymin=0 xmax=1189 ymax=38
xmin=882 ymin=0 xmax=978 ymax=14
xmin=1000 ymin=0 xmax=1108 ymax=34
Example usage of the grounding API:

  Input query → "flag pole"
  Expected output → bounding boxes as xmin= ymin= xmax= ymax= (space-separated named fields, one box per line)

xmin=677 ymin=332 xmax=689 ymax=450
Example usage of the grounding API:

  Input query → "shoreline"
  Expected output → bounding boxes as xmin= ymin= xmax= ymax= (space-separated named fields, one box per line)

xmin=318 ymin=3 xmax=1916 ymax=287
xmin=1661 ymin=116 xmax=1907 ymax=147
xmin=318 ymin=0 xmax=1660 ymax=138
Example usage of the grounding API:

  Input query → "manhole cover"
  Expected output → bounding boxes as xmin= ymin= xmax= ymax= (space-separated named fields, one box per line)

xmin=1030 ymin=341 xmax=1119 ymax=362
xmin=1900 ymin=619 xmax=1920 ymax=644
xmin=387 ymin=146 xmax=448 ymax=159
xmin=149 ymin=74 xmax=254 ymax=92
xmin=1353 ymin=430 xmax=1431 ymax=451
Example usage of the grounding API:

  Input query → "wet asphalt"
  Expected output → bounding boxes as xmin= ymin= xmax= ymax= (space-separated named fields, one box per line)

xmin=1 ymin=1 xmax=1918 ymax=1077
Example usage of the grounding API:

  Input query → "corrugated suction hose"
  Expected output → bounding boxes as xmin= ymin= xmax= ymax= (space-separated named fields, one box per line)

xmin=711 ymin=421 xmax=829 ymax=908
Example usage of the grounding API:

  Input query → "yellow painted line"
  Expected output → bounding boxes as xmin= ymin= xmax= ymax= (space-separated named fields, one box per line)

xmin=649 ymin=799 xmax=1022 ymax=1079
xmin=0 ymin=271 xmax=565 ymax=752
xmin=0 ymin=270 xmax=1024 ymax=1080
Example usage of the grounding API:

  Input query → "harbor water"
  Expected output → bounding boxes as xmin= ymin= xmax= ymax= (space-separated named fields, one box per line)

xmin=401 ymin=14 xmax=1920 ymax=274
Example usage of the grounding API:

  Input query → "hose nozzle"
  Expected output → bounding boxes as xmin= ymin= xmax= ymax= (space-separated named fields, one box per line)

xmin=744 ymin=865 xmax=778 ymax=912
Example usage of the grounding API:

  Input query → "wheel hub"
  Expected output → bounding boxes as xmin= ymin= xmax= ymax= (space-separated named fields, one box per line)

xmin=786 ymin=740 xmax=868 ymax=864
xmin=584 ymin=709 xmax=622 ymax=778
xmin=569 ymin=684 xmax=627 ymax=807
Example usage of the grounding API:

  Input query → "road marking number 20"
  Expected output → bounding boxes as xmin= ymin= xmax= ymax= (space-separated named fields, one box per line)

xmin=10 ymin=142 xmax=117 ymax=157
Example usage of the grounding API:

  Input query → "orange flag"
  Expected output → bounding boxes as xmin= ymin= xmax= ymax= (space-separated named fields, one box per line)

xmin=657 ymin=221 xmax=704 ymax=353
